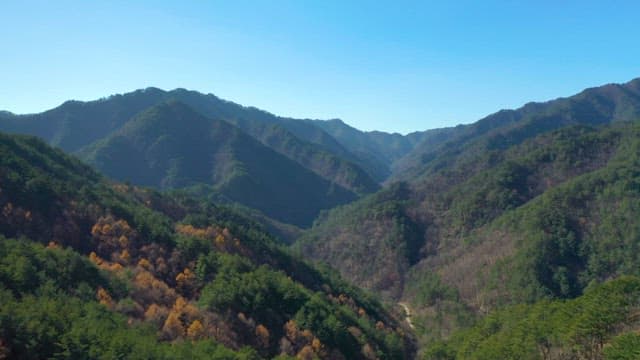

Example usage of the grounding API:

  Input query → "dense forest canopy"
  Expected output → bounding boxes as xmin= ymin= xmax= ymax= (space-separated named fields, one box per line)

xmin=0 ymin=132 xmax=413 ymax=359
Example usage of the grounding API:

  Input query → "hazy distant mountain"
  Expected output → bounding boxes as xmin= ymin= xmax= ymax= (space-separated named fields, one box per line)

xmin=79 ymin=101 xmax=357 ymax=226
xmin=0 ymin=87 xmax=424 ymax=226
xmin=306 ymin=118 xmax=429 ymax=181
xmin=0 ymin=87 xmax=381 ymax=195
xmin=393 ymin=77 xmax=640 ymax=181
xmin=153 ymin=88 xmax=382 ymax=194
xmin=0 ymin=88 xmax=168 ymax=151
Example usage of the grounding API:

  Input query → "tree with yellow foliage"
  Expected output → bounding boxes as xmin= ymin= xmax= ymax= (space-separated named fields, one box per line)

xmin=176 ymin=267 xmax=196 ymax=296
xmin=311 ymin=338 xmax=322 ymax=353
xmin=187 ymin=319 xmax=205 ymax=340
xmin=144 ymin=303 xmax=169 ymax=327
xmin=91 ymin=216 xmax=138 ymax=259
xmin=162 ymin=312 xmax=184 ymax=340
xmin=97 ymin=287 xmax=114 ymax=308
xmin=255 ymin=324 xmax=270 ymax=348
xmin=88 ymin=251 xmax=103 ymax=265
xmin=137 ymin=258 xmax=152 ymax=270
xmin=297 ymin=345 xmax=317 ymax=360
xmin=284 ymin=320 xmax=300 ymax=343
xmin=119 ymin=249 xmax=131 ymax=264
xmin=132 ymin=270 xmax=177 ymax=307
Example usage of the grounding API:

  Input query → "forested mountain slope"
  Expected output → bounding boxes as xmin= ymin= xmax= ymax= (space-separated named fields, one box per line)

xmin=297 ymin=78 xmax=640 ymax=355
xmin=0 ymin=88 xmax=168 ymax=152
xmin=300 ymin=78 xmax=640 ymax=298
xmin=425 ymin=276 xmax=640 ymax=359
xmin=306 ymin=119 xmax=429 ymax=180
xmin=300 ymin=119 xmax=640 ymax=302
xmin=0 ymin=131 xmax=414 ymax=359
xmin=162 ymin=89 xmax=382 ymax=191
xmin=5 ymin=76 xmax=640 ymax=358
xmin=0 ymin=87 xmax=380 ymax=195
xmin=78 ymin=101 xmax=357 ymax=227
xmin=393 ymin=77 xmax=640 ymax=181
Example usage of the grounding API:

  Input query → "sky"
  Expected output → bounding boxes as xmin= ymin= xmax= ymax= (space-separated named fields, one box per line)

xmin=2 ymin=1 xmax=640 ymax=134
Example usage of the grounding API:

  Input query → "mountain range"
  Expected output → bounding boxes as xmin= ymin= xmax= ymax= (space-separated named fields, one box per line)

xmin=0 ymin=87 xmax=431 ymax=227
xmin=3 ymin=77 xmax=640 ymax=358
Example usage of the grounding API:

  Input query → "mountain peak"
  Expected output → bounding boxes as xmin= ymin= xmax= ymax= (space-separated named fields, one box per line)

xmin=140 ymin=86 xmax=167 ymax=94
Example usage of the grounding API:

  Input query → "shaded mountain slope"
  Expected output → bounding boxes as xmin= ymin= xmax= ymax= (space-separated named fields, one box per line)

xmin=162 ymin=89 xmax=381 ymax=194
xmin=0 ymin=87 xmax=168 ymax=152
xmin=79 ymin=101 xmax=357 ymax=227
xmin=307 ymin=118 xmax=429 ymax=181
xmin=0 ymin=88 xmax=380 ymax=195
xmin=296 ymin=182 xmax=423 ymax=299
xmin=0 ymin=130 xmax=414 ymax=359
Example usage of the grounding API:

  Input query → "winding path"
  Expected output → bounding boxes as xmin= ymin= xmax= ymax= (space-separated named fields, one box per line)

xmin=398 ymin=302 xmax=415 ymax=329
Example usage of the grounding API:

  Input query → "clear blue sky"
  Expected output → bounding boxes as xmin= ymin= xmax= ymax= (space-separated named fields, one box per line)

xmin=2 ymin=1 xmax=640 ymax=134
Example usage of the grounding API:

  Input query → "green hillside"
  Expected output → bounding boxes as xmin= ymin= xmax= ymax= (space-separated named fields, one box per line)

xmin=425 ymin=276 xmax=640 ymax=359
xmin=79 ymin=101 xmax=357 ymax=227
xmin=300 ymin=79 xmax=640 ymax=301
xmin=0 ymin=131 xmax=414 ymax=359
xmin=296 ymin=182 xmax=422 ymax=299
xmin=299 ymin=119 xmax=639 ymax=295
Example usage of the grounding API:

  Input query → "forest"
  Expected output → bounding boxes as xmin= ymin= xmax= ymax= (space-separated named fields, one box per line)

xmin=0 ymin=132 xmax=411 ymax=359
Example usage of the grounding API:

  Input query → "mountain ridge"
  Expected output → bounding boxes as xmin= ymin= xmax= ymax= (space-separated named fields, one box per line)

xmin=393 ymin=77 xmax=640 ymax=181
xmin=78 ymin=100 xmax=359 ymax=227
xmin=0 ymin=87 xmax=383 ymax=195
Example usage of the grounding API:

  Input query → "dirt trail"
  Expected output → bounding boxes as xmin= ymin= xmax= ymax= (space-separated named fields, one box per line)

xmin=398 ymin=302 xmax=415 ymax=329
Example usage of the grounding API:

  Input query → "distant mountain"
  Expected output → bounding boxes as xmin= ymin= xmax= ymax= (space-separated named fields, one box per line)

xmin=393 ymin=77 xmax=640 ymax=181
xmin=0 ymin=87 xmax=410 ymax=226
xmin=307 ymin=118 xmax=428 ymax=181
xmin=0 ymin=88 xmax=381 ymax=195
xmin=0 ymin=88 xmax=169 ymax=151
xmin=79 ymin=101 xmax=357 ymax=227
xmin=156 ymin=88 xmax=382 ymax=194
xmin=0 ymin=131 xmax=414 ymax=359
